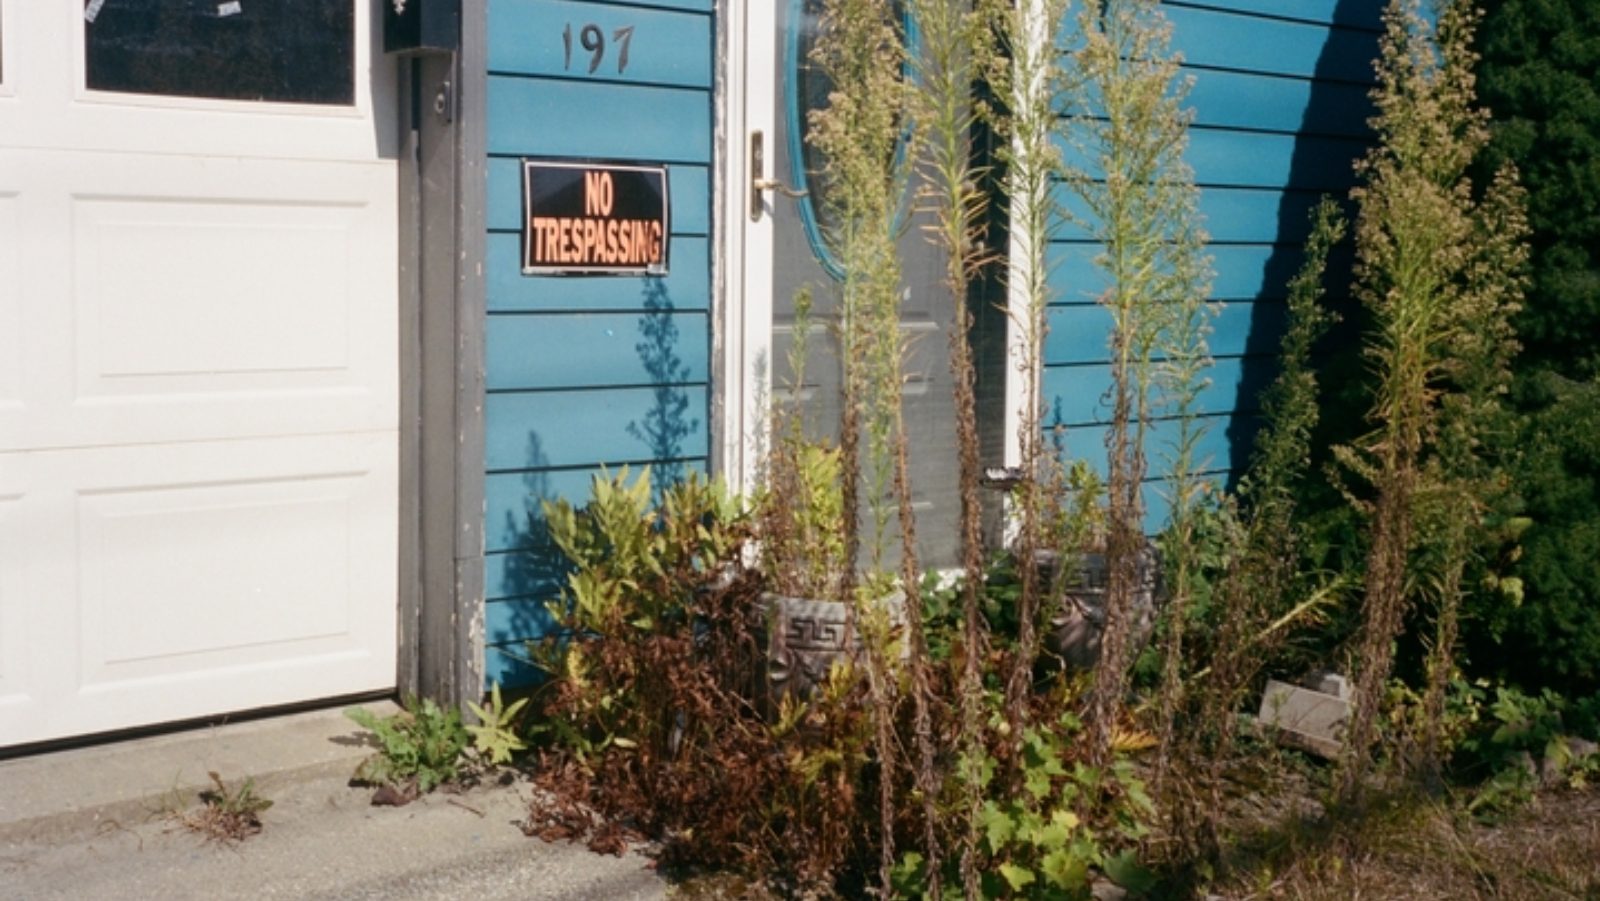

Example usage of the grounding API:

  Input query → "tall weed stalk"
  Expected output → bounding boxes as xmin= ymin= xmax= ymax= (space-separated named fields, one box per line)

xmin=807 ymin=0 xmax=919 ymax=891
xmin=1066 ymin=0 xmax=1212 ymax=766
xmin=904 ymin=0 xmax=1005 ymax=893
xmin=992 ymin=0 xmax=1072 ymax=744
xmin=1334 ymin=0 xmax=1528 ymax=799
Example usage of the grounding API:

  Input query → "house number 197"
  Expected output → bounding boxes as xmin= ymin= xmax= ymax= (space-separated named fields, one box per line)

xmin=562 ymin=23 xmax=635 ymax=75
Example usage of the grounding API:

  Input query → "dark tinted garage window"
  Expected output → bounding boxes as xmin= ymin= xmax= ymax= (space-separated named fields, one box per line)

xmin=85 ymin=0 xmax=353 ymax=105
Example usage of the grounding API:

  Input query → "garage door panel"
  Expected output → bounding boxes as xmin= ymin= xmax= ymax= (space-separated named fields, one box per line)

xmin=79 ymin=477 xmax=358 ymax=677
xmin=0 ymin=433 xmax=396 ymax=744
xmin=2 ymin=2 xmax=397 ymax=165
xmin=1 ymin=149 xmax=398 ymax=453
xmin=73 ymin=198 xmax=356 ymax=382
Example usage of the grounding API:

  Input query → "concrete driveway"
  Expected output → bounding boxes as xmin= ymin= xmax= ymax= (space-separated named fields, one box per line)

xmin=0 ymin=704 xmax=669 ymax=900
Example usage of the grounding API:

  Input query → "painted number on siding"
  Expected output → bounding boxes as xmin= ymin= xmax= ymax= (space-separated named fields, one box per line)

xmin=562 ymin=23 xmax=635 ymax=75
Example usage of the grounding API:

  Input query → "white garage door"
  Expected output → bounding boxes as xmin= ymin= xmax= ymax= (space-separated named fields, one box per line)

xmin=0 ymin=2 xmax=399 ymax=746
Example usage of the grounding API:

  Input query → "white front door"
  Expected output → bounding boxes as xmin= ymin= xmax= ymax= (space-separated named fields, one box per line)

xmin=730 ymin=0 xmax=963 ymax=565
xmin=0 ymin=2 xmax=399 ymax=746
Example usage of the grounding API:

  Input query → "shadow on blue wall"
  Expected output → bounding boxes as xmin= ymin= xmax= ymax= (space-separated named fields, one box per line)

xmin=1226 ymin=0 xmax=1378 ymax=479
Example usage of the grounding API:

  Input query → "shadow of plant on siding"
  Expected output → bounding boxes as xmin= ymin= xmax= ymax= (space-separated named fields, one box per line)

xmin=627 ymin=275 xmax=701 ymax=498
xmin=486 ymin=433 xmax=565 ymax=686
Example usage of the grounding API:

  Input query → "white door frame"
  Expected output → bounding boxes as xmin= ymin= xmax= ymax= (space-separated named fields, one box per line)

xmin=714 ymin=0 xmax=777 ymax=498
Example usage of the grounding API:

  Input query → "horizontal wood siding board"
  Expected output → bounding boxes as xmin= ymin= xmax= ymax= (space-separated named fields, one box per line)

xmin=1055 ymin=128 xmax=1363 ymax=191
xmin=486 ymin=310 xmax=710 ymax=391
xmin=484 ymin=645 xmax=545 ymax=690
xmin=1042 ymin=356 xmax=1270 ymax=425
xmin=1045 ymin=414 xmax=1242 ymax=481
xmin=1055 ymin=186 xmax=1327 ymax=245
xmin=1045 ymin=300 xmax=1288 ymax=365
xmin=484 ymin=459 xmax=710 ymax=556
xmin=1057 ymin=72 xmax=1374 ymax=137
xmin=487 ymin=598 xmax=560 ymax=649
xmin=1186 ymin=69 xmax=1374 ymax=137
xmin=485 ymin=555 xmax=567 ymax=604
xmin=1137 ymin=473 xmax=1230 ymax=533
xmin=489 ymin=0 xmax=712 ymax=89
xmin=1165 ymin=0 xmax=1382 ymax=30
xmin=1047 ymin=243 xmax=1309 ymax=303
xmin=487 ymin=235 xmax=710 ymax=312
xmin=485 ymin=386 xmax=711 ymax=471
xmin=486 ymin=158 xmax=709 ymax=235
xmin=1165 ymin=6 xmax=1380 ymax=83
xmin=487 ymin=76 xmax=711 ymax=161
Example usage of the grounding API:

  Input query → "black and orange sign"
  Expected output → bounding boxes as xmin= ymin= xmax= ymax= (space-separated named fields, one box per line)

xmin=521 ymin=160 xmax=670 ymax=276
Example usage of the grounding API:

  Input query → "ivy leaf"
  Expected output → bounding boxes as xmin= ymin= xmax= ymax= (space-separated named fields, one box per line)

xmin=980 ymin=801 xmax=1016 ymax=854
xmin=999 ymin=862 xmax=1036 ymax=892
xmin=1104 ymin=849 xmax=1158 ymax=893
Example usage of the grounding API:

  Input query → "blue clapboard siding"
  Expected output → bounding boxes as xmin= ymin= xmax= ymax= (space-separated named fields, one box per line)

xmin=489 ymin=1 xmax=712 ymax=89
xmin=1046 ymin=301 xmax=1289 ymax=365
xmin=486 ymin=312 xmax=710 ymax=390
xmin=1058 ymin=187 xmax=1327 ymax=244
xmin=1058 ymin=129 xmax=1364 ymax=191
xmin=488 ymin=79 xmax=711 ymax=162
xmin=1166 ymin=6 xmax=1380 ymax=82
xmin=1042 ymin=357 xmax=1269 ymax=425
xmin=1045 ymin=414 xmax=1243 ymax=480
xmin=485 ymin=387 xmax=711 ymax=472
xmin=1166 ymin=1 xmax=1382 ymax=30
xmin=483 ymin=0 xmax=715 ymax=686
xmin=1042 ymin=2 xmax=1377 ymax=514
xmin=1049 ymin=243 xmax=1310 ymax=301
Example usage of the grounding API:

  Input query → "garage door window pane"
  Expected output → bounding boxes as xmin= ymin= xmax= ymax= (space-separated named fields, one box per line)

xmin=85 ymin=0 xmax=354 ymax=105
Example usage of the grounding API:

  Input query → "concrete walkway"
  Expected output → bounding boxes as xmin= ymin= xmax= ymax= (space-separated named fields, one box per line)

xmin=0 ymin=704 xmax=669 ymax=900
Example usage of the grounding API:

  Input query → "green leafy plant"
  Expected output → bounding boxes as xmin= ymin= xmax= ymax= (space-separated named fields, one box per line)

xmin=345 ymin=698 xmax=469 ymax=795
xmin=893 ymin=698 xmax=1156 ymax=899
xmin=466 ymin=683 xmax=529 ymax=766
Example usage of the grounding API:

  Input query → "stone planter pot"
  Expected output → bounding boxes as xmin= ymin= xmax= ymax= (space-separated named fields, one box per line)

xmin=1044 ymin=541 xmax=1162 ymax=671
xmin=761 ymin=590 xmax=906 ymax=699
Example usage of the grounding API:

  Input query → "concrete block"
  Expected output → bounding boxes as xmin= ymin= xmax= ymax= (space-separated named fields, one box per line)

xmin=1307 ymin=670 xmax=1352 ymax=701
xmin=1259 ymin=678 xmax=1350 ymax=759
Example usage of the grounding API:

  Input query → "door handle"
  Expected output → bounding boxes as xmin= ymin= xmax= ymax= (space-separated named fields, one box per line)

xmin=750 ymin=130 xmax=808 ymax=221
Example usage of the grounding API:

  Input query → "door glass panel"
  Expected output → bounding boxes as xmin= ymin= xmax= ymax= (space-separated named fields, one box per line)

xmin=770 ymin=0 xmax=961 ymax=566
xmin=784 ymin=0 xmax=912 ymax=280
xmin=84 ymin=0 xmax=354 ymax=105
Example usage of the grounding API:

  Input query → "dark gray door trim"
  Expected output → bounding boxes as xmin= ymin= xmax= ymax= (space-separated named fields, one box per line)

xmin=396 ymin=2 xmax=488 ymax=709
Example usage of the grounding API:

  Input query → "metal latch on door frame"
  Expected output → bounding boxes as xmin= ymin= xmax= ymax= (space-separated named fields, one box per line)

xmin=749 ymin=130 xmax=807 ymax=222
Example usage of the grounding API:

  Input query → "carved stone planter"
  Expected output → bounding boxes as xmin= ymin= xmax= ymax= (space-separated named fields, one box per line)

xmin=1044 ymin=542 xmax=1162 ymax=671
xmin=762 ymin=590 xmax=906 ymax=699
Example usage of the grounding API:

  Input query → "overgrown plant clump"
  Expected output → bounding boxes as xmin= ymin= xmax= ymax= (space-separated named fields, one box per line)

xmin=1178 ymin=199 xmax=1348 ymax=842
xmin=528 ymin=468 xmax=881 ymax=887
xmin=1333 ymin=0 xmax=1529 ymax=798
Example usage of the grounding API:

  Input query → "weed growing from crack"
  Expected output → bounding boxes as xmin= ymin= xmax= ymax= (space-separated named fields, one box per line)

xmin=172 ymin=771 xmax=273 ymax=845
